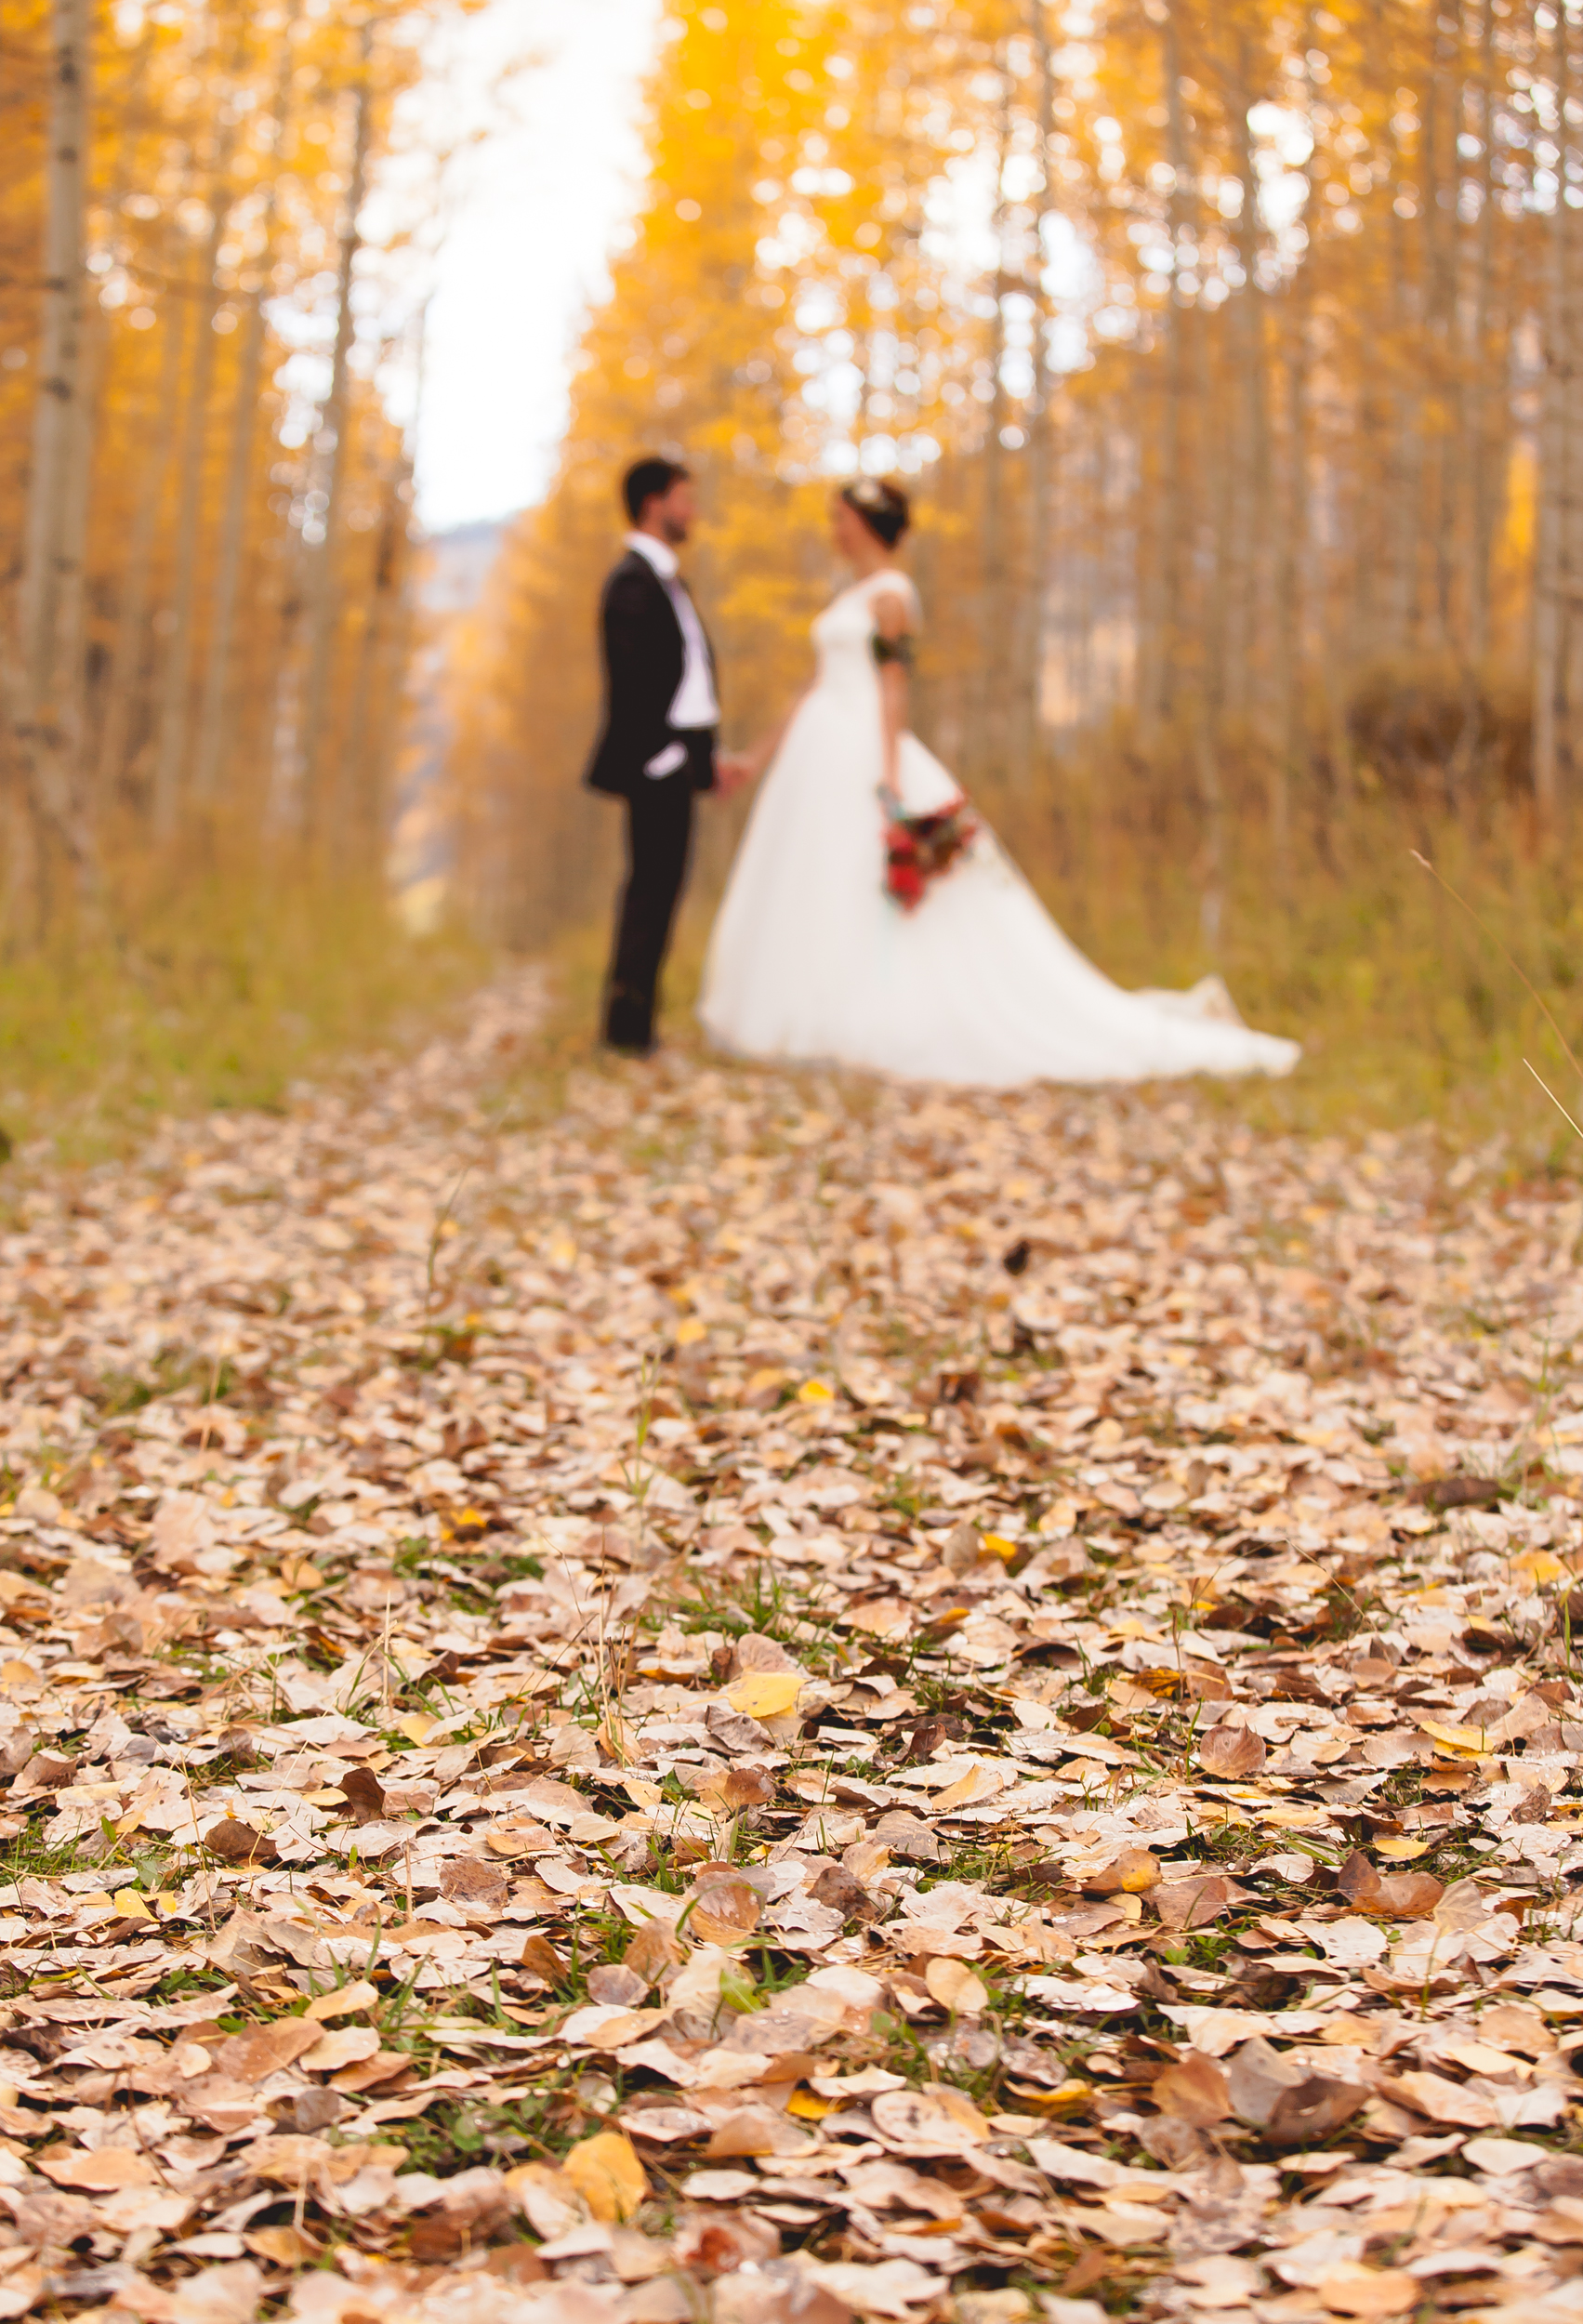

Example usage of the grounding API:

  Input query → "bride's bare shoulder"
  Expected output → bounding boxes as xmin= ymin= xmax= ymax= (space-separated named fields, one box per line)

xmin=868 ymin=571 xmax=921 ymax=626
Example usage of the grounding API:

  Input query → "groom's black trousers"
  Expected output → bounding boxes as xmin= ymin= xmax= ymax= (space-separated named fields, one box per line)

xmin=603 ymin=773 xmax=695 ymax=1053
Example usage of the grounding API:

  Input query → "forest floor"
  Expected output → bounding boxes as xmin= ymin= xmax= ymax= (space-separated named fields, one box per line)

xmin=0 ymin=968 xmax=1580 ymax=2324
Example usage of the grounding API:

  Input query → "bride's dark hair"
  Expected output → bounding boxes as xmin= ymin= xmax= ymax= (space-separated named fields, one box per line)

xmin=841 ymin=477 xmax=911 ymax=548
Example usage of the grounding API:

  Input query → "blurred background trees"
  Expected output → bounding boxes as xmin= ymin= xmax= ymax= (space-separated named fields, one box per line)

xmin=449 ymin=0 xmax=1583 ymax=1113
xmin=2 ymin=0 xmax=445 ymax=942
xmin=8 ymin=0 xmax=1583 ymax=1134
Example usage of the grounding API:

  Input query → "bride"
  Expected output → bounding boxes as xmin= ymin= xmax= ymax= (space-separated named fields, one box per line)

xmin=698 ymin=478 xmax=1299 ymax=1088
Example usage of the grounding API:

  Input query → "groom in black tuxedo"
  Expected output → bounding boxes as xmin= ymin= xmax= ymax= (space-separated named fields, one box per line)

xmin=585 ymin=456 xmax=741 ymax=1055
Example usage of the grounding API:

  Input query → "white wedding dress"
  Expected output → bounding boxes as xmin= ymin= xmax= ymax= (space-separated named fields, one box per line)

xmin=699 ymin=571 xmax=1299 ymax=1088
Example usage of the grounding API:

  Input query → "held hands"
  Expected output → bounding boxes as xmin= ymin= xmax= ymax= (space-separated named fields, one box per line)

xmin=715 ymin=750 xmax=756 ymax=797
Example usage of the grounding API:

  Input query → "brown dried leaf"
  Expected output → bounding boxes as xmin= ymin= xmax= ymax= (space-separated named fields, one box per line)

xmin=686 ymin=1875 xmax=761 ymax=1948
xmin=337 ymin=1766 xmax=387 ymax=1823
xmin=37 ymin=2147 xmax=160 ymax=2190
xmin=204 ymin=1817 xmax=278 ymax=1866
xmin=1152 ymin=2050 xmax=1232 ymax=2126
xmin=869 ymin=2085 xmax=991 ymax=2155
xmin=1335 ymin=1848 xmax=1444 ymax=1918
xmin=1197 ymin=1724 xmax=1267 ymax=1778
xmin=1317 ymin=2267 xmax=1420 ymax=2317
xmin=440 ymin=1856 xmax=510 ymax=1911
xmin=213 ymin=2019 xmax=325 ymax=2084
xmin=1081 ymin=1848 xmax=1160 ymax=1895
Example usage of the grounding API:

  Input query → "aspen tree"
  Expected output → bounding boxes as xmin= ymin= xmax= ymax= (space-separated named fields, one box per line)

xmin=191 ymin=13 xmax=298 ymax=813
xmin=12 ymin=0 xmax=99 ymax=907
xmin=299 ymin=21 xmax=375 ymax=849
xmin=151 ymin=105 xmax=239 ymax=840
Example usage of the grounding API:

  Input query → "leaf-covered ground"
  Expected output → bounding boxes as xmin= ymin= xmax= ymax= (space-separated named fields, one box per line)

xmin=0 ymin=970 xmax=1581 ymax=2324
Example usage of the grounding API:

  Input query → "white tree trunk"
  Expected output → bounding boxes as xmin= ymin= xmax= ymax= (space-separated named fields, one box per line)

xmin=299 ymin=32 xmax=375 ymax=845
xmin=93 ymin=271 xmax=189 ymax=804
xmin=192 ymin=0 xmax=300 ymax=816
xmin=9 ymin=0 xmax=99 ymax=910
xmin=151 ymin=122 xmax=237 ymax=841
xmin=1534 ymin=0 xmax=1573 ymax=819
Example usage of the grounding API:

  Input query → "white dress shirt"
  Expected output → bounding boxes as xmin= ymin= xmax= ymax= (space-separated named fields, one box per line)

xmin=626 ymin=531 xmax=719 ymax=733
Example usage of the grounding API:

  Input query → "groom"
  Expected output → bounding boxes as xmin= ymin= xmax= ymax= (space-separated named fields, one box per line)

xmin=585 ymin=456 xmax=741 ymax=1055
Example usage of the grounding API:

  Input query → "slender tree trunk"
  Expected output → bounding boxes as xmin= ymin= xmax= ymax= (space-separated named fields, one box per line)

xmin=1017 ymin=0 xmax=1058 ymax=787
xmin=1448 ymin=0 xmax=1498 ymax=811
xmin=1534 ymin=0 xmax=1572 ymax=820
xmin=192 ymin=18 xmax=297 ymax=812
xmin=299 ymin=30 xmax=374 ymax=848
xmin=1225 ymin=35 xmax=1270 ymax=730
xmin=344 ymin=454 xmax=411 ymax=865
xmin=95 ymin=207 xmax=192 ymax=803
xmin=1160 ymin=1 xmax=1193 ymax=732
xmin=978 ymin=66 xmax=1013 ymax=786
xmin=151 ymin=120 xmax=237 ymax=841
xmin=1465 ymin=0 xmax=1497 ymax=669
xmin=1423 ymin=6 xmax=1459 ymax=649
xmin=9 ymin=0 xmax=99 ymax=913
xmin=1386 ymin=144 xmax=1424 ymax=647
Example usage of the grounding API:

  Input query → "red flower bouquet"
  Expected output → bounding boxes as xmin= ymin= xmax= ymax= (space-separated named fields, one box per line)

xmin=882 ymin=792 xmax=980 ymax=912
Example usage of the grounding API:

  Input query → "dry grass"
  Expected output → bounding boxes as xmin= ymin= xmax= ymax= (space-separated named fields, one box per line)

xmin=0 ymin=858 xmax=486 ymax=1163
xmin=547 ymin=765 xmax=1583 ymax=1170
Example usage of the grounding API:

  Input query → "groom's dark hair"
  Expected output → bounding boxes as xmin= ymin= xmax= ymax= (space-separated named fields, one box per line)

xmin=623 ymin=456 xmax=692 ymax=524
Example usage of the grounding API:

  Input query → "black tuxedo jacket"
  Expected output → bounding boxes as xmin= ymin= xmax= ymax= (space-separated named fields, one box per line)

xmin=584 ymin=548 xmax=719 ymax=799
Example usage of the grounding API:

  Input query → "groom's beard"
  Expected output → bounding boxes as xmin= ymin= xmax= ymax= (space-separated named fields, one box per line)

xmin=660 ymin=518 xmax=691 ymax=546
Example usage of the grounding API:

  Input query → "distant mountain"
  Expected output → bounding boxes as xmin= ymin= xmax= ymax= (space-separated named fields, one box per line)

xmin=392 ymin=516 xmax=515 ymax=928
xmin=423 ymin=517 xmax=509 ymax=616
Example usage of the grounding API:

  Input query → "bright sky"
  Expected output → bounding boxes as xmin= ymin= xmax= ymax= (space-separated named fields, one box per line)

xmin=407 ymin=0 xmax=661 ymax=535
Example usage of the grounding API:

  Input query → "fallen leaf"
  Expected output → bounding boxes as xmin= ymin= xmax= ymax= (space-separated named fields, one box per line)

xmin=1153 ymin=2051 xmax=1232 ymax=2126
xmin=38 ymin=2147 xmax=160 ymax=2189
xmin=687 ymin=1875 xmax=762 ymax=1947
xmin=870 ymin=2085 xmax=992 ymax=2155
xmin=1198 ymin=1725 xmax=1267 ymax=1778
xmin=305 ymin=1980 xmax=380 ymax=2023
xmin=1317 ymin=2267 xmax=1420 ymax=2317
xmin=204 ymin=1817 xmax=278 ymax=1866
xmin=924 ymin=1958 xmax=988 ymax=2014
xmin=441 ymin=1857 xmax=510 ymax=1910
xmin=725 ymin=1671 xmax=802 ymax=1720
xmin=1082 ymin=1849 xmax=1160 ymax=1895
xmin=214 ymin=2020 xmax=325 ymax=2083
xmin=1336 ymin=1850 xmax=1444 ymax=1919
xmin=561 ymin=2131 xmax=648 ymax=2224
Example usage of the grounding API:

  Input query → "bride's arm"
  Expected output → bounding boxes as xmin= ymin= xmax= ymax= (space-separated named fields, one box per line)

xmin=733 ymin=690 xmax=809 ymax=786
xmin=872 ymin=588 xmax=916 ymax=794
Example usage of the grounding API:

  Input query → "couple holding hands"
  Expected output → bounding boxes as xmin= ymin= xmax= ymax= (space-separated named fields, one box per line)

xmin=585 ymin=454 xmax=1296 ymax=1089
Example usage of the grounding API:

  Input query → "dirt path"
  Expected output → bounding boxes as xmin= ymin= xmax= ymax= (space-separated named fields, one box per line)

xmin=0 ymin=977 xmax=1579 ymax=2324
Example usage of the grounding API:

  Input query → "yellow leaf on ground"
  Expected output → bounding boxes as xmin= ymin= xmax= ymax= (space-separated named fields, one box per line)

xmin=675 ymin=1318 xmax=707 ymax=1345
xmin=934 ymin=1763 xmax=1008 ymax=1810
xmin=1415 ymin=1716 xmax=1490 ymax=1754
xmin=726 ymin=1670 xmax=802 ymax=1719
xmin=110 ymin=1888 xmax=152 ymax=1920
xmin=924 ymin=1958 xmax=989 ymax=2014
xmin=561 ymin=2130 xmax=647 ymax=2224
xmin=798 ymin=1380 xmax=835 ymax=1403
xmin=305 ymin=1979 xmax=380 ymax=2023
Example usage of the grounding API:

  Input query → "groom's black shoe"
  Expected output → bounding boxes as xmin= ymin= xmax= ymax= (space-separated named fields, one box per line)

xmin=603 ymin=989 xmax=655 ymax=1056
